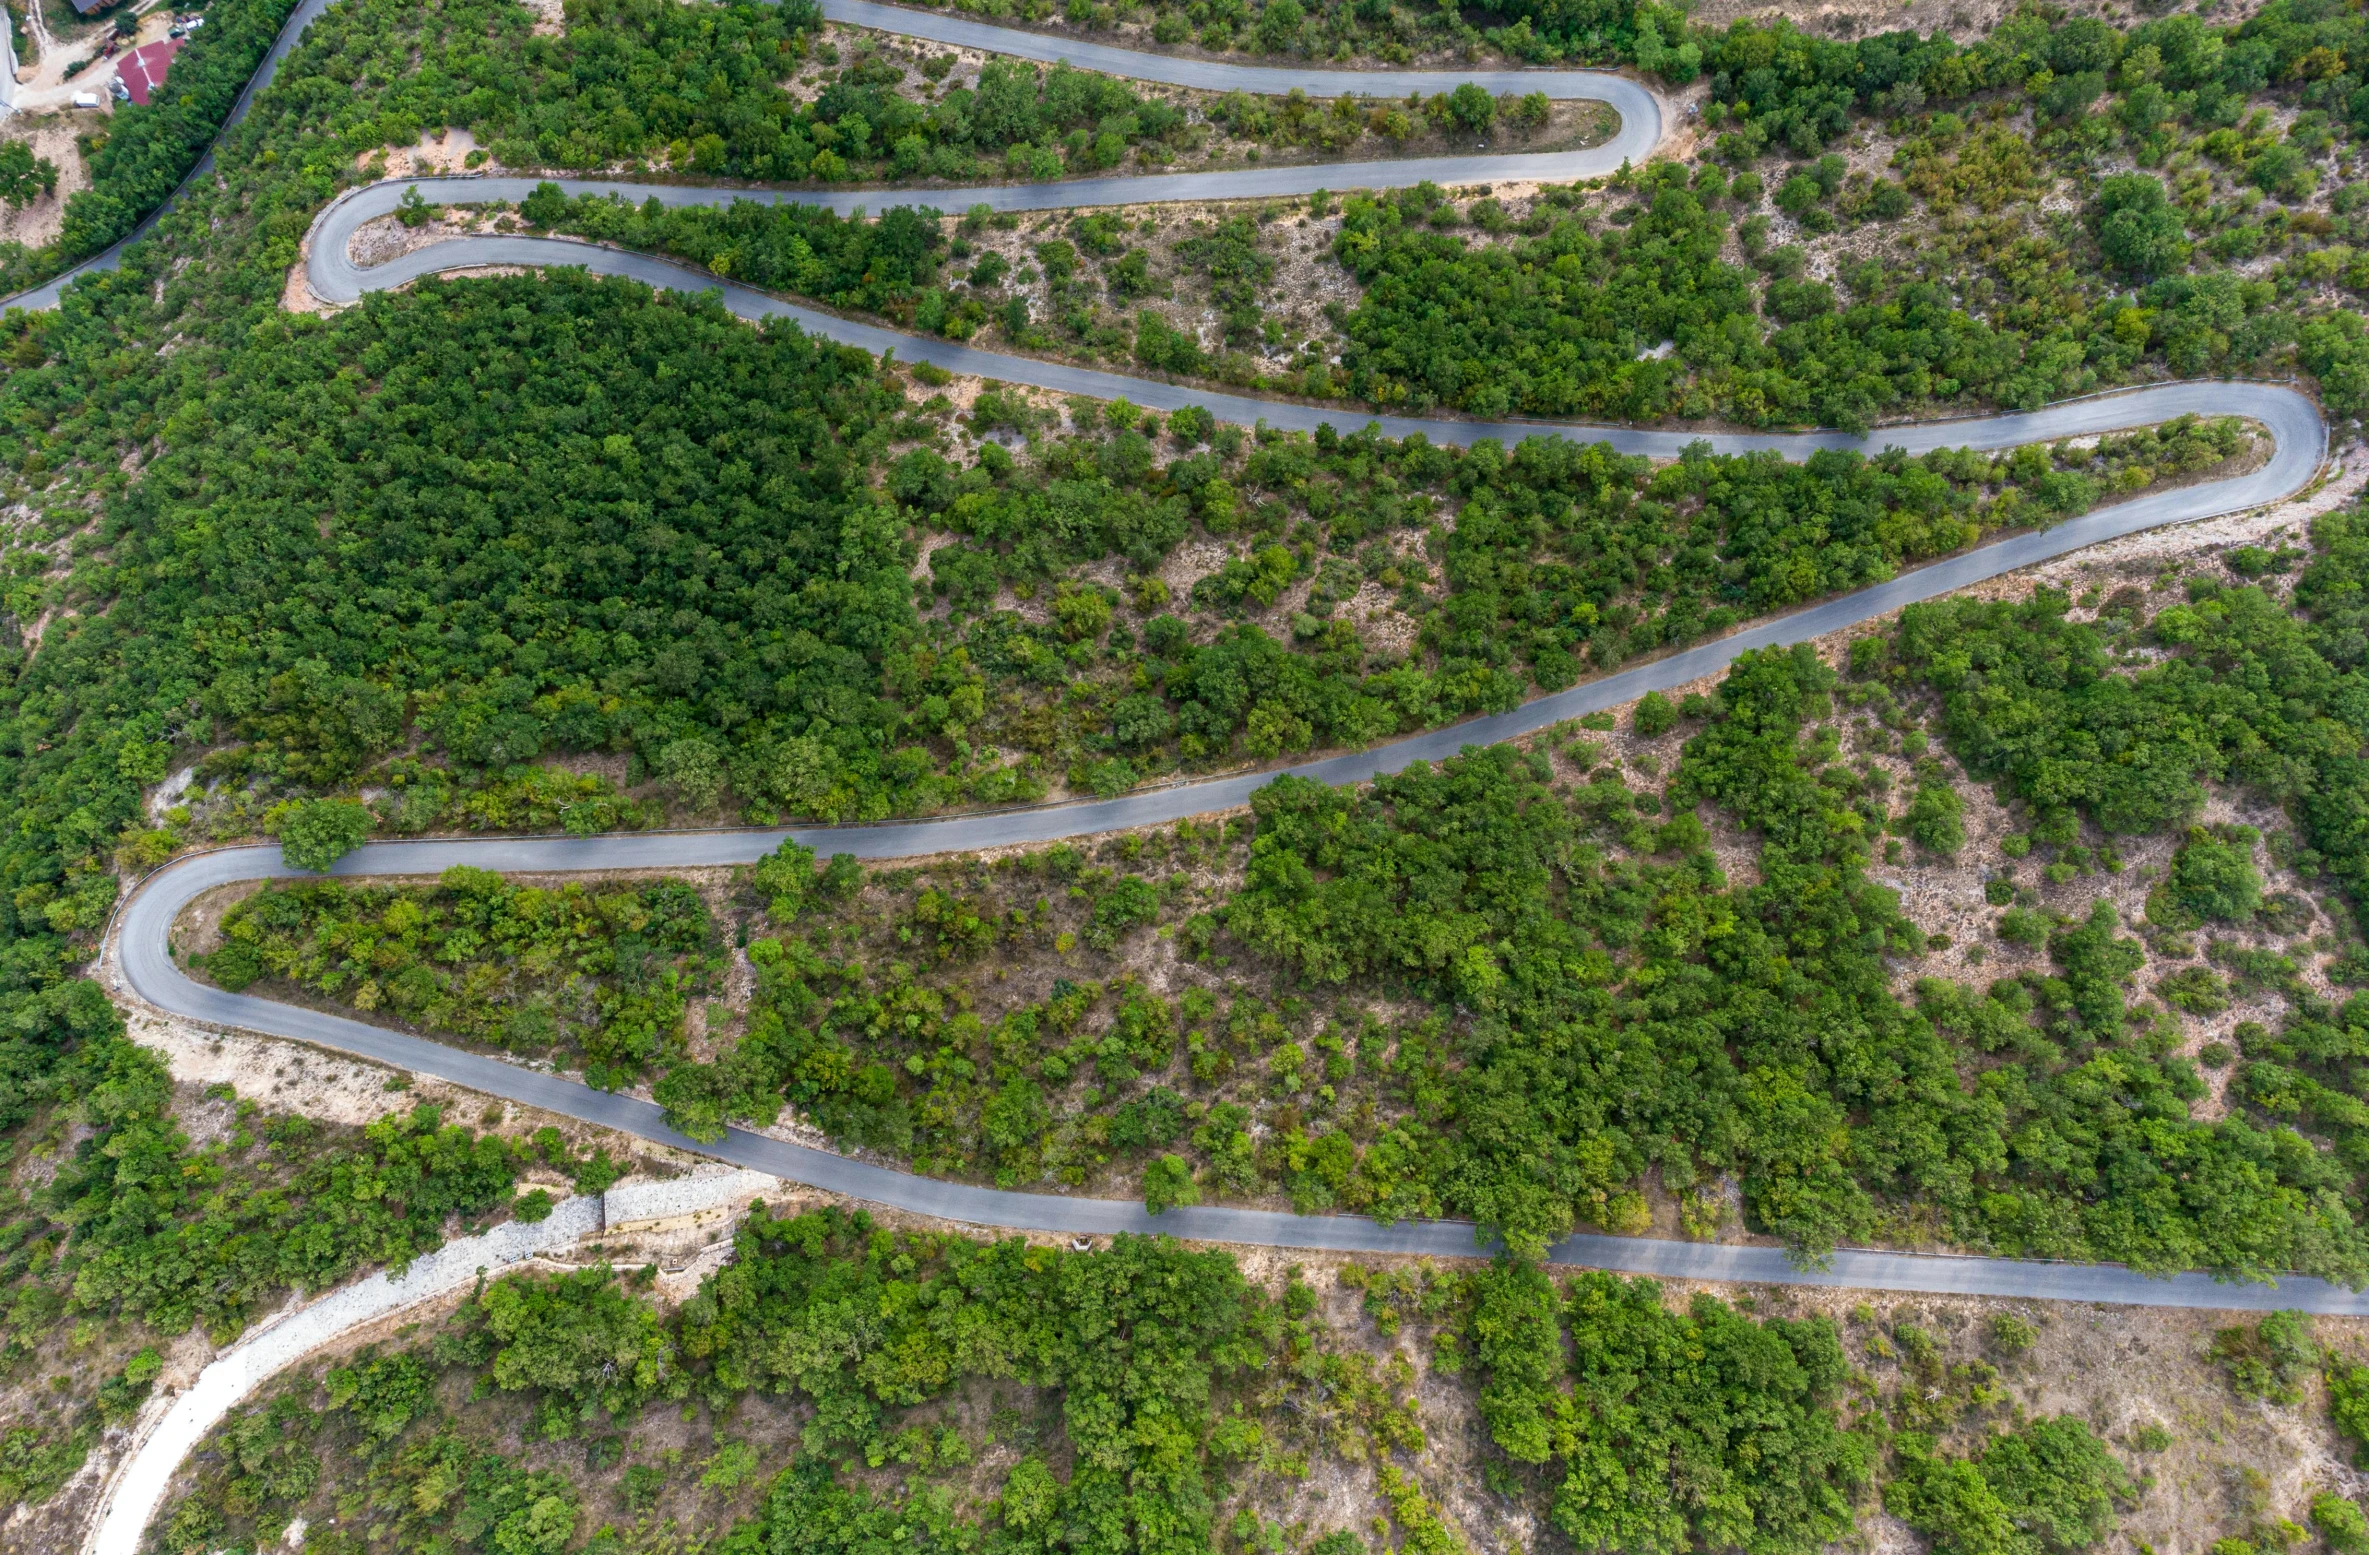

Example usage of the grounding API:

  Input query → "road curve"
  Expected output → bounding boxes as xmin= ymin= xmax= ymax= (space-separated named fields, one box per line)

xmin=0 ymin=0 xmax=1656 ymax=313
xmin=38 ymin=0 xmax=2369 ymax=1314
xmin=83 ymin=1194 xmax=607 ymax=1555
xmin=83 ymin=1170 xmax=786 ymax=1555
xmin=36 ymin=8 xmax=2369 ymax=1552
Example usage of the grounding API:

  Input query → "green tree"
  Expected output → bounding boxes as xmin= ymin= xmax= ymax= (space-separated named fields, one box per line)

xmin=1143 ymin=1153 xmax=1199 ymax=1214
xmin=479 ymin=1267 xmax=675 ymax=1437
xmin=2213 ymin=1310 xmax=2318 ymax=1404
xmin=2330 ymin=1359 xmax=2369 ymax=1464
xmin=2094 ymin=174 xmax=2190 ymax=279
xmin=2313 ymin=1493 xmax=2369 ymax=1555
xmin=271 ymin=798 xmax=373 ymax=873
xmin=1905 ymin=777 xmax=1966 ymax=857
xmin=1447 ymin=82 xmax=1497 ymax=133
xmin=1470 ymin=1258 xmax=1561 ymax=1465
xmin=1889 ymin=1417 xmax=2128 ymax=1555
xmin=0 ymin=141 xmax=58 ymax=210
xmin=2168 ymin=825 xmax=2262 ymax=924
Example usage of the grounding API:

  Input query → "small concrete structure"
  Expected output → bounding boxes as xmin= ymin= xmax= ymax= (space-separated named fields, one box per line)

xmin=604 ymin=1168 xmax=785 ymax=1237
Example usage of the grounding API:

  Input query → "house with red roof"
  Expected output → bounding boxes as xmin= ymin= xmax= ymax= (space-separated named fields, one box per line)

xmin=112 ymin=37 xmax=184 ymax=107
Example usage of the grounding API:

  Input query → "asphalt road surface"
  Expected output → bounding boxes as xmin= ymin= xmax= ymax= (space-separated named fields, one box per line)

xmin=22 ymin=0 xmax=2360 ymax=1310
xmin=0 ymin=0 xmax=1657 ymax=310
xmin=116 ymin=834 xmax=2369 ymax=1311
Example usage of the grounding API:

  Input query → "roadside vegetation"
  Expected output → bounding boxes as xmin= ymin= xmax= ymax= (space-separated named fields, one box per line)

xmin=0 ymin=0 xmax=308 ymax=294
xmin=460 ymin=3 xmax=2369 ymax=436
xmin=908 ymin=0 xmax=1689 ymax=69
xmin=0 ymin=973 xmax=602 ymax=1520
xmin=0 ymin=0 xmax=2360 ymax=1543
xmin=178 ymin=499 xmax=2369 ymax=1297
xmin=623 ymin=497 xmax=2369 ymax=1286
xmin=202 ymin=870 xmax=724 ymax=1090
xmin=156 ymin=1206 xmax=2162 ymax=1555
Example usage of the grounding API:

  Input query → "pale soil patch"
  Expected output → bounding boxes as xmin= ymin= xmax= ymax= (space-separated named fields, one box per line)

xmin=397 ymin=261 xmax=529 ymax=286
xmin=540 ymin=747 xmax=633 ymax=787
xmin=131 ymin=1007 xmax=490 ymax=1129
xmin=367 ymin=128 xmax=482 ymax=181
xmin=343 ymin=202 xmax=490 ymax=268
xmin=0 ymin=115 xmax=83 ymax=249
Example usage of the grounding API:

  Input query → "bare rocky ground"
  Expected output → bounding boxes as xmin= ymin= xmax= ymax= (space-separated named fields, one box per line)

xmin=0 ymin=115 xmax=83 ymax=250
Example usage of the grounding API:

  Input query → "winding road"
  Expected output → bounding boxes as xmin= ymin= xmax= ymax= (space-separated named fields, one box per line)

xmin=26 ymin=0 xmax=2369 ymax=1392
xmin=51 ymin=0 xmax=2369 ymax=1306
xmin=103 ymin=798 xmax=2358 ymax=1318
xmin=9 ymin=2 xmax=2358 ymax=1545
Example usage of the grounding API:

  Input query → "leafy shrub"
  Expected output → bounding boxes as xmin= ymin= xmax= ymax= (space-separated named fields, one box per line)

xmin=1904 ymin=778 xmax=1966 ymax=857
xmin=1888 ymin=1417 xmax=2130 ymax=1555
xmin=479 ymin=1266 xmax=675 ymax=1438
xmin=2093 ymin=174 xmax=2190 ymax=279
xmin=2315 ymin=1493 xmax=2369 ymax=1555
xmin=2168 ymin=825 xmax=2263 ymax=924
xmin=213 ymin=869 xmax=717 ymax=1089
xmin=1143 ymin=1153 xmax=1199 ymax=1213
xmin=2213 ymin=1310 xmax=2318 ymax=1404
xmin=1551 ymin=1271 xmax=1867 ymax=1552
xmin=270 ymin=798 xmax=372 ymax=873
xmin=1997 ymin=907 xmax=2051 ymax=947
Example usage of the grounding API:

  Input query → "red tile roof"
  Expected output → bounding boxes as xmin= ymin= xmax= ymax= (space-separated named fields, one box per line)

xmin=115 ymin=37 xmax=184 ymax=107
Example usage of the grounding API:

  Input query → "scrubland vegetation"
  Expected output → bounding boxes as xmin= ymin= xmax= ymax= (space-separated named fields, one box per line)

xmin=152 ymin=1205 xmax=2171 ymax=1555
xmin=0 ymin=0 xmax=2366 ymax=1539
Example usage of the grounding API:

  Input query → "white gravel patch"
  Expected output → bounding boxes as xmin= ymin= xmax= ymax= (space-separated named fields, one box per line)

xmin=84 ymin=1166 xmax=783 ymax=1555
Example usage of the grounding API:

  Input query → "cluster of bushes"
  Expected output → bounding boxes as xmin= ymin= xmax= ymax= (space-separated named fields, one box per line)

xmin=1324 ymin=160 xmax=2338 ymax=431
xmin=1214 ymin=643 xmax=2369 ymax=1275
xmin=164 ymin=1207 xmax=1292 ymax=1553
xmin=650 ymin=836 xmax=1225 ymax=1159
xmin=1704 ymin=4 xmax=2366 ymax=156
xmin=203 ymin=867 xmax=721 ymax=1090
xmin=898 ymin=410 xmax=2143 ymax=790
xmin=1472 ymin=1263 xmax=1871 ymax=1551
xmin=478 ymin=0 xmax=1197 ymax=184
xmin=0 ymin=982 xmax=536 ymax=1346
xmin=165 ymin=1203 xmax=2111 ymax=1555
xmin=521 ymin=185 xmax=947 ymax=318
xmin=939 ymin=0 xmax=1613 ymax=66
xmin=1892 ymin=505 xmax=2369 ymax=926
xmin=0 ymin=264 xmax=959 ymax=986
xmin=0 ymin=979 xmax=572 ymax=1513
xmin=618 ymin=571 xmax=2369 ymax=1282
